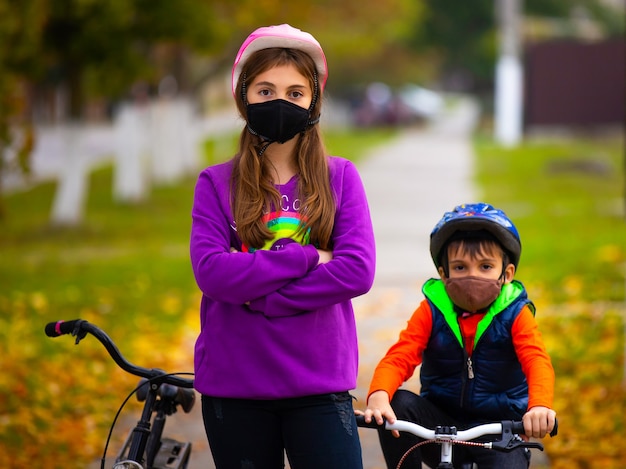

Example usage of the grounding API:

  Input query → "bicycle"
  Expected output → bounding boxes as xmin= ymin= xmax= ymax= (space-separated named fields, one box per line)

xmin=356 ymin=414 xmax=558 ymax=469
xmin=45 ymin=319 xmax=196 ymax=469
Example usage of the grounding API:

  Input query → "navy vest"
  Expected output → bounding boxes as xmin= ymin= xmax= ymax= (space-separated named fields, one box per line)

xmin=420 ymin=279 xmax=533 ymax=425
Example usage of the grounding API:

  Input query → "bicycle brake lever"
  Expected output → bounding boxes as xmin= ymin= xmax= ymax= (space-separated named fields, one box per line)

xmin=491 ymin=421 xmax=545 ymax=452
xmin=493 ymin=437 xmax=545 ymax=452
xmin=71 ymin=320 xmax=88 ymax=344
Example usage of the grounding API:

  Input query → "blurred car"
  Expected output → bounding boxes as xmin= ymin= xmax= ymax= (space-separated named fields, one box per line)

xmin=347 ymin=82 xmax=444 ymax=128
xmin=397 ymin=84 xmax=444 ymax=121
xmin=350 ymin=82 xmax=415 ymax=127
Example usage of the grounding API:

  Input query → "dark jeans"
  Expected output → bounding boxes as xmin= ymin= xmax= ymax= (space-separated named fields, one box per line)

xmin=378 ymin=390 xmax=531 ymax=469
xmin=202 ymin=392 xmax=363 ymax=469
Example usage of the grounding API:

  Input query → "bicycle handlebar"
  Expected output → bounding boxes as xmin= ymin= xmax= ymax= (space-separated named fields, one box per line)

xmin=45 ymin=319 xmax=195 ymax=392
xmin=355 ymin=415 xmax=558 ymax=453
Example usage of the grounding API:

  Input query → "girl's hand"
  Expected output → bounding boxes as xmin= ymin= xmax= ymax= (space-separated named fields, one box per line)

xmin=363 ymin=390 xmax=400 ymax=438
xmin=317 ymin=249 xmax=333 ymax=265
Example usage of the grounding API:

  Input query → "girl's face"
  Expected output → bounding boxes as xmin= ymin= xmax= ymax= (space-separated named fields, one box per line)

xmin=439 ymin=242 xmax=515 ymax=283
xmin=246 ymin=63 xmax=312 ymax=109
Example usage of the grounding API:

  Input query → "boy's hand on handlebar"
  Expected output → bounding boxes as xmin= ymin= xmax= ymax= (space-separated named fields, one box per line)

xmin=522 ymin=406 xmax=557 ymax=439
xmin=363 ymin=390 xmax=401 ymax=438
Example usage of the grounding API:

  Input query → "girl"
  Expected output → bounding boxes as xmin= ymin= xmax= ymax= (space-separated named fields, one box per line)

xmin=190 ymin=24 xmax=375 ymax=469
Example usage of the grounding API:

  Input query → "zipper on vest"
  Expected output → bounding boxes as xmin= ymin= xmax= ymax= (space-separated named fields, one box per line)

xmin=460 ymin=351 xmax=473 ymax=409
xmin=467 ymin=357 xmax=475 ymax=379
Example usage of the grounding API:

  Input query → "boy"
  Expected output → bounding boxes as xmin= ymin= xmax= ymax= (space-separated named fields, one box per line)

xmin=362 ymin=203 xmax=556 ymax=469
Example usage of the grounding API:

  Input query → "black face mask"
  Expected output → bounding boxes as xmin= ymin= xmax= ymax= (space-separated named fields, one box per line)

xmin=246 ymin=99 xmax=311 ymax=144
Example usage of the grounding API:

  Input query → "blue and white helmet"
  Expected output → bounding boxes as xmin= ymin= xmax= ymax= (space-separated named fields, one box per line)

xmin=430 ymin=202 xmax=522 ymax=268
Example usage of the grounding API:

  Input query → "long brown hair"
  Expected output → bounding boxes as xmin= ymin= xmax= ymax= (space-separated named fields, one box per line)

xmin=231 ymin=47 xmax=336 ymax=250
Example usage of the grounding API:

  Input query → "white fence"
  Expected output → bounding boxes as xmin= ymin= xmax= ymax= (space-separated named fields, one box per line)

xmin=3 ymin=97 xmax=241 ymax=225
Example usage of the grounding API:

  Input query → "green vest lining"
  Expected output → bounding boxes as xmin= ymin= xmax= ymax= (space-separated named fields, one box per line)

xmin=423 ymin=278 xmax=527 ymax=349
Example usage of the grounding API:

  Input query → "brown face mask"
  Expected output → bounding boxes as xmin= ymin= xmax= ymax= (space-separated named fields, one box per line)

xmin=443 ymin=276 xmax=503 ymax=313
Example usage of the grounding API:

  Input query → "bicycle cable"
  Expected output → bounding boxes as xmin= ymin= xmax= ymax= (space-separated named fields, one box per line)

xmin=99 ymin=371 xmax=195 ymax=469
xmin=396 ymin=440 xmax=433 ymax=469
xmin=396 ymin=437 xmax=506 ymax=469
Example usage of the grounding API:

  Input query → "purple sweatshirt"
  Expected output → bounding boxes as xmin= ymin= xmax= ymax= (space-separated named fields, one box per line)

xmin=190 ymin=156 xmax=376 ymax=399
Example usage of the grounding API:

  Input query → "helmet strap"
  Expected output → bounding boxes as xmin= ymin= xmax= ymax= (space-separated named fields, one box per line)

xmin=256 ymin=141 xmax=272 ymax=157
xmin=307 ymin=72 xmax=321 ymax=125
xmin=241 ymin=72 xmax=248 ymax=105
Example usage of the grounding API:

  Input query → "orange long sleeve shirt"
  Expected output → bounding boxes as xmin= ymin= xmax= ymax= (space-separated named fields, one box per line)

xmin=367 ymin=300 xmax=555 ymax=411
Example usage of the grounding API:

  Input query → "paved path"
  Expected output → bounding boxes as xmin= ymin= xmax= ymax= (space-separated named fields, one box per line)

xmin=353 ymin=97 xmax=479 ymax=468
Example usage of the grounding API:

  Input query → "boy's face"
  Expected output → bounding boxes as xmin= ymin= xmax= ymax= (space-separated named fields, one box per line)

xmin=438 ymin=241 xmax=515 ymax=283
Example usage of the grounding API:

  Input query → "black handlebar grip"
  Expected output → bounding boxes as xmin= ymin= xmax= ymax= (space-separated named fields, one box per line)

xmin=510 ymin=418 xmax=559 ymax=437
xmin=355 ymin=415 xmax=385 ymax=429
xmin=45 ymin=319 xmax=81 ymax=337
xmin=550 ymin=419 xmax=558 ymax=437
xmin=511 ymin=421 xmax=525 ymax=434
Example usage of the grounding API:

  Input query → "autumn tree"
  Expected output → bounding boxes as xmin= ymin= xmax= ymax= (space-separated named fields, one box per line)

xmin=0 ymin=0 xmax=219 ymax=216
xmin=0 ymin=0 xmax=47 ymax=210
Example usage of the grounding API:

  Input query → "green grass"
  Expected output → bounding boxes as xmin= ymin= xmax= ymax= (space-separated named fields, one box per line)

xmin=1 ymin=172 xmax=196 ymax=339
xmin=473 ymin=132 xmax=625 ymax=304
xmin=472 ymin=130 xmax=626 ymax=469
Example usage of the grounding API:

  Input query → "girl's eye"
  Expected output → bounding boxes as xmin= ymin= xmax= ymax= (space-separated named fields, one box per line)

xmin=259 ymin=89 xmax=271 ymax=96
xmin=289 ymin=90 xmax=304 ymax=99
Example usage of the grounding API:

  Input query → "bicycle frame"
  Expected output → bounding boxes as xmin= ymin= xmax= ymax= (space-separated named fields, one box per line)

xmin=356 ymin=415 xmax=558 ymax=469
xmin=45 ymin=319 xmax=195 ymax=469
xmin=114 ymin=379 xmax=193 ymax=469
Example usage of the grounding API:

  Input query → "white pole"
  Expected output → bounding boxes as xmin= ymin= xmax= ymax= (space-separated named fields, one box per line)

xmin=494 ymin=0 xmax=523 ymax=147
xmin=113 ymin=103 xmax=150 ymax=203
xmin=50 ymin=124 xmax=88 ymax=225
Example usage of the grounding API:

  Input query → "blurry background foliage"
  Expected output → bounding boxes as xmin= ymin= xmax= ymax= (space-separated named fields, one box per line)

xmin=0 ymin=0 xmax=623 ymax=199
xmin=0 ymin=0 xmax=624 ymax=467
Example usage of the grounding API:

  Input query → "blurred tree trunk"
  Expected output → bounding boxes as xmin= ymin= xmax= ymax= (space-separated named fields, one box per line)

xmin=66 ymin=63 xmax=83 ymax=121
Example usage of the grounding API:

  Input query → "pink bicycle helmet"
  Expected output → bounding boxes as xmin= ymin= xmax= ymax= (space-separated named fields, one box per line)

xmin=231 ymin=24 xmax=328 ymax=96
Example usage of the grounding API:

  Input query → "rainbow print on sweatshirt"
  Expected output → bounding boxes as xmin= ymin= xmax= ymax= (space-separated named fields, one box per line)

xmin=241 ymin=210 xmax=310 ymax=252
